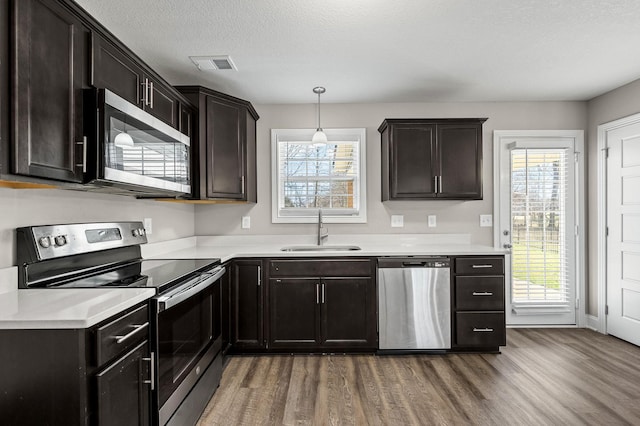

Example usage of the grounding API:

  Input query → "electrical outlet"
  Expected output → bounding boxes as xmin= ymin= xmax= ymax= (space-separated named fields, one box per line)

xmin=480 ymin=214 xmax=493 ymax=227
xmin=143 ymin=217 xmax=152 ymax=235
xmin=428 ymin=215 xmax=437 ymax=227
xmin=391 ymin=215 xmax=404 ymax=227
xmin=241 ymin=216 xmax=251 ymax=229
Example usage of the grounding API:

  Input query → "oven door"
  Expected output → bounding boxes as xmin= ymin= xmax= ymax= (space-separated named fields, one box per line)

xmin=152 ymin=266 xmax=224 ymax=425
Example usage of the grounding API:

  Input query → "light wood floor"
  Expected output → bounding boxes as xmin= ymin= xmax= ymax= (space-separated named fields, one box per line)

xmin=197 ymin=329 xmax=640 ymax=425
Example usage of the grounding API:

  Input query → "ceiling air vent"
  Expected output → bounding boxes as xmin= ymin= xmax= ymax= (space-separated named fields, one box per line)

xmin=189 ymin=55 xmax=237 ymax=71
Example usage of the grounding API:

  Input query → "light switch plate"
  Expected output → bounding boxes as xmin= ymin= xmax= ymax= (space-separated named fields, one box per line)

xmin=480 ymin=214 xmax=493 ymax=227
xmin=143 ymin=217 xmax=152 ymax=235
xmin=241 ymin=216 xmax=251 ymax=229
xmin=391 ymin=215 xmax=404 ymax=227
xmin=428 ymin=215 xmax=437 ymax=227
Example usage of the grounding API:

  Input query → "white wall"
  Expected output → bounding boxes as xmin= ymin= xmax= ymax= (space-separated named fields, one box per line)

xmin=195 ymin=101 xmax=587 ymax=246
xmin=0 ymin=188 xmax=195 ymax=268
xmin=587 ymin=78 xmax=640 ymax=316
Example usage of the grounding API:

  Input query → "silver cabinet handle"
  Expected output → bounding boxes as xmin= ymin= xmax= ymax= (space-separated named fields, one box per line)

xmin=434 ymin=176 xmax=438 ymax=193
xmin=439 ymin=175 xmax=443 ymax=193
xmin=321 ymin=283 xmax=325 ymax=304
xmin=76 ymin=136 xmax=87 ymax=173
xmin=316 ymin=283 xmax=320 ymax=304
xmin=472 ymin=292 xmax=494 ymax=296
xmin=149 ymin=81 xmax=154 ymax=108
xmin=142 ymin=353 xmax=155 ymax=390
xmin=473 ymin=327 xmax=494 ymax=332
xmin=472 ymin=264 xmax=493 ymax=269
xmin=114 ymin=322 xmax=149 ymax=344
xmin=241 ymin=176 xmax=245 ymax=194
xmin=141 ymin=78 xmax=149 ymax=106
xmin=257 ymin=265 xmax=261 ymax=286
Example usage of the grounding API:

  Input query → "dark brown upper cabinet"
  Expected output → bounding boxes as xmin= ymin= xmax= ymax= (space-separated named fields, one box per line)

xmin=91 ymin=34 xmax=179 ymax=129
xmin=12 ymin=0 xmax=91 ymax=183
xmin=379 ymin=118 xmax=487 ymax=200
xmin=177 ymin=86 xmax=259 ymax=201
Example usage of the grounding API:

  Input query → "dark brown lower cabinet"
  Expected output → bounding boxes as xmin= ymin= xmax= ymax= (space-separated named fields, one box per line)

xmin=95 ymin=341 xmax=150 ymax=426
xmin=230 ymin=259 xmax=265 ymax=351
xmin=452 ymin=256 xmax=506 ymax=350
xmin=268 ymin=259 xmax=377 ymax=352
xmin=0 ymin=303 xmax=151 ymax=425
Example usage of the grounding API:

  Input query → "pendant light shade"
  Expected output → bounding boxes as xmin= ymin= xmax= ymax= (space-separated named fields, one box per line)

xmin=114 ymin=131 xmax=134 ymax=148
xmin=312 ymin=86 xmax=327 ymax=143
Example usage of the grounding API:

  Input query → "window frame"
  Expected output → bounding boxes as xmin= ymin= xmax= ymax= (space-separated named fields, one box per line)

xmin=271 ymin=128 xmax=367 ymax=224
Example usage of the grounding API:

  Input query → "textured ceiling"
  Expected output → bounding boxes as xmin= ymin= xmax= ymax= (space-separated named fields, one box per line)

xmin=75 ymin=0 xmax=640 ymax=104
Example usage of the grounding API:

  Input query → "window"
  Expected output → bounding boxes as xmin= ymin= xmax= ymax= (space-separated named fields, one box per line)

xmin=271 ymin=128 xmax=367 ymax=223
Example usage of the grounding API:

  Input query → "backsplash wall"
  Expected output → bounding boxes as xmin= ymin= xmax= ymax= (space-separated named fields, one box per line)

xmin=195 ymin=100 xmax=588 ymax=246
xmin=0 ymin=188 xmax=195 ymax=268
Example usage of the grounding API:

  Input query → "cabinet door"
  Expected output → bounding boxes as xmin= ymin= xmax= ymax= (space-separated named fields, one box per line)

xmin=244 ymin=109 xmax=257 ymax=202
xmin=95 ymin=340 xmax=150 ymax=426
xmin=269 ymin=278 xmax=321 ymax=349
xmin=91 ymin=33 xmax=143 ymax=107
xmin=180 ymin=103 xmax=193 ymax=138
xmin=13 ymin=0 xmax=89 ymax=182
xmin=437 ymin=122 xmax=483 ymax=199
xmin=231 ymin=260 xmax=264 ymax=349
xmin=143 ymin=74 xmax=179 ymax=128
xmin=205 ymin=97 xmax=245 ymax=199
xmin=321 ymin=278 xmax=377 ymax=349
xmin=390 ymin=124 xmax=437 ymax=199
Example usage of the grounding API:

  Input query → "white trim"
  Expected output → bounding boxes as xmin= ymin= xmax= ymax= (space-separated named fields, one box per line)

xmin=493 ymin=130 xmax=586 ymax=327
xmin=585 ymin=314 xmax=600 ymax=332
xmin=271 ymin=128 xmax=367 ymax=224
xmin=596 ymin=112 xmax=640 ymax=335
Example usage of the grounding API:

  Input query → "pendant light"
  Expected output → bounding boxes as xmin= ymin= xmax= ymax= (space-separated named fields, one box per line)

xmin=114 ymin=131 xmax=134 ymax=148
xmin=312 ymin=86 xmax=327 ymax=143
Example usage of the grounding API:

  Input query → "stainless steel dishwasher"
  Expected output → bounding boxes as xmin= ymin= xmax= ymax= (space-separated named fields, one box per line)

xmin=378 ymin=257 xmax=451 ymax=350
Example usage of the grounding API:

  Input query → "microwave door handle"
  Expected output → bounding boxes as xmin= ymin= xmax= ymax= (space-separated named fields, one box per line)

xmin=157 ymin=266 xmax=225 ymax=311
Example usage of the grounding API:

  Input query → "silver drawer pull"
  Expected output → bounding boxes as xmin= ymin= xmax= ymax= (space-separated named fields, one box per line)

xmin=114 ymin=322 xmax=149 ymax=344
xmin=142 ymin=353 xmax=155 ymax=390
xmin=473 ymin=327 xmax=494 ymax=333
xmin=472 ymin=292 xmax=494 ymax=296
xmin=472 ymin=264 xmax=493 ymax=269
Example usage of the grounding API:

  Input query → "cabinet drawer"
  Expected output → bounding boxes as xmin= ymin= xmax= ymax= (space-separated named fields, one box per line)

xmin=455 ymin=257 xmax=504 ymax=275
xmin=455 ymin=312 xmax=506 ymax=347
xmin=95 ymin=304 xmax=149 ymax=366
xmin=269 ymin=259 xmax=372 ymax=277
xmin=455 ymin=276 xmax=504 ymax=310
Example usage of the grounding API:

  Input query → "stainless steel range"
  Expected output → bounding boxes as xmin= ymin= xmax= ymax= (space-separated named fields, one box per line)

xmin=17 ymin=222 xmax=224 ymax=426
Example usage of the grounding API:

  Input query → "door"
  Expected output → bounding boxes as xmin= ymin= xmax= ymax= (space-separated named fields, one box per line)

xmin=13 ymin=0 xmax=89 ymax=182
xmin=206 ymin=97 xmax=245 ymax=199
xmin=438 ymin=123 xmax=483 ymax=199
xmin=497 ymin=132 xmax=583 ymax=325
xmin=390 ymin=123 xmax=437 ymax=199
xmin=606 ymin=122 xmax=640 ymax=346
xmin=95 ymin=341 xmax=150 ymax=426
xmin=269 ymin=278 xmax=320 ymax=349
xmin=231 ymin=260 xmax=264 ymax=349
xmin=322 ymin=278 xmax=376 ymax=348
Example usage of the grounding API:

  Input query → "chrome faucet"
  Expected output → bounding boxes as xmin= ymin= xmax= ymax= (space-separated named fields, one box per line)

xmin=317 ymin=209 xmax=329 ymax=245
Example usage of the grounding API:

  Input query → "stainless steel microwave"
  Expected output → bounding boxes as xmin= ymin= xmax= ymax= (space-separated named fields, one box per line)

xmin=83 ymin=89 xmax=191 ymax=196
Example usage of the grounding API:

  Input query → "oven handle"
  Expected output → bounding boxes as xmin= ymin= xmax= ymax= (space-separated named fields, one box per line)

xmin=156 ymin=266 xmax=225 ymax=312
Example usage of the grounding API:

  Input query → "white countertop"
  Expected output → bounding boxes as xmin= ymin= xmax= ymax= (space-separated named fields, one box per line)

xmin=0 ymin=287 xmax=155 ymax=329
xmin=142 ymin=234 xmax=508 ymax=262
xmin=0 ymin=233 xmax=507 ymax=330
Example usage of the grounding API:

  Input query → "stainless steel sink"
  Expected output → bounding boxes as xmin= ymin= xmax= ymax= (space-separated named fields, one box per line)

xmin=280 ymin=245 xmax=362 ymax=252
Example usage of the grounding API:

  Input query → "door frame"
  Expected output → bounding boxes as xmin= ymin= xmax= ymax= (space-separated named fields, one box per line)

xmin=596 ymin=113 xmax=640 ymax=334
xmin=493 ymin=130 xmax=586 ymax=327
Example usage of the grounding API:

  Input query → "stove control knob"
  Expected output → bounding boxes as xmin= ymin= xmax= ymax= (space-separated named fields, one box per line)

xmin=54 ymin=235 xmax=67 ymax=247
xmin=38 ymin=236 xmax=51 ymax=248
xmin=138 ymin=228 xmax=146 ymax=236
xmin=132 ymin=229 xmax=140 ymax=237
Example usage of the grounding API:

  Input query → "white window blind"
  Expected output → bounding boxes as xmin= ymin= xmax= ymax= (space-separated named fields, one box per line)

xmin=271 ymin=128 xmax=366 ymax=223
xmin=510 ymin=148 xmax=570 ymax=310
